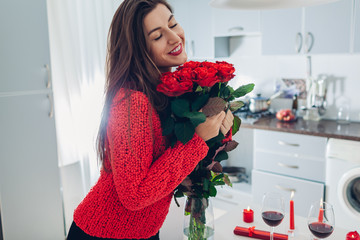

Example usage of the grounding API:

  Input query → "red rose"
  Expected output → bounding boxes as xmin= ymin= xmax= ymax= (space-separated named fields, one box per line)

xmin=216 ymin=61 xmax=235 ymax=83
xmin=157 ymin=72 xmax=193 ymax=97
xmin=177 ymin=61 xmax=201 ymax=70
xmin=175 ymin=68 xmax=194 ymax=82
xmin=193 ymin=66 xmax=219 ymax=87
xmin=221 ymin=128 xmax=233 ymax=144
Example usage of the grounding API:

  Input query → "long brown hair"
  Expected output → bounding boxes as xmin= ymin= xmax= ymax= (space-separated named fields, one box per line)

xmin=97 ymin=0 xmax=172 ymax=170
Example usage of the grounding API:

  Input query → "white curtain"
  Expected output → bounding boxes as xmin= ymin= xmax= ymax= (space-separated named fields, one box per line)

xmin=47 ymin=0 xmax=121 ymax=232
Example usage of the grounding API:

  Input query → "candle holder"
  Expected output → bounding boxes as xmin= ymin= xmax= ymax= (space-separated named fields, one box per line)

xmin=243 ymin=206 xmax=254 ymax=223
xmin=346 ymin=231 xmax=360 ymax=240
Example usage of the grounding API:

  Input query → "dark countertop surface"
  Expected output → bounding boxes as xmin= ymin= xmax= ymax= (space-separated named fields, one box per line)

xmin=242 ymin=117 xmax=360 ymax=141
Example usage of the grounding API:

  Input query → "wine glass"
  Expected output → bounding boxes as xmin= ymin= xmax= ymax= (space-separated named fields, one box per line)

xmin=307 ymin=200 xmax=335 ymax=239
xmin=261 ymin=192 xmax=285 ymax=240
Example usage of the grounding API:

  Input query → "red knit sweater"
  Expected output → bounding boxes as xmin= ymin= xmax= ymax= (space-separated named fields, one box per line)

xmin=73 ymin=90 xmax=209 ymax=239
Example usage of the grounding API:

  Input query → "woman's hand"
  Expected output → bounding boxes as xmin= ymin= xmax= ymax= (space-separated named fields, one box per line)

xmin=220 ymin=110 xmax=234 ymax=136
xmin=195 ymin=111 xmax=226 ymax=141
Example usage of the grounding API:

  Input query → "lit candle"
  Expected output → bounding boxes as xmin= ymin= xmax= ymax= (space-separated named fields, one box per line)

xmin=318 ymin=198 xmax=324 ymax=222
xmin=346 ymin=231 xmax=360 ymax=240
xmin=290 ymin=191 xmax=295 ymax=230
xmin=243 ymin=206 xmax=254 ymax=223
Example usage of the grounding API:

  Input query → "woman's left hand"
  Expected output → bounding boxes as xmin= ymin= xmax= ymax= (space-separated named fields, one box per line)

xmin=220 ymin=110 xmax=234 ymax=136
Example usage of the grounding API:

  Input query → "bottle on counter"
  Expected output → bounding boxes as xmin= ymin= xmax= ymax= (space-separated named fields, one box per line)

xmin=292 ymin=94 xmax=298 ymax=115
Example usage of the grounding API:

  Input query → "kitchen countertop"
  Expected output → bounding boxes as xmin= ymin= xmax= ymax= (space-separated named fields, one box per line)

xmin=241 ymin=117 xmax=360 ymax=141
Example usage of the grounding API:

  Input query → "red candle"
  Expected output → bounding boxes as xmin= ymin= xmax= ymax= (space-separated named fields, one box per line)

xmin=318 ymin=198 xmax=324 ymax=222
xmin=243 ymin=206 xmax=254 ymax=223
xmin=346 ymin=231 xmax=360 ymax=240
xmin=289 ymin=191 xmax=295 ymax=230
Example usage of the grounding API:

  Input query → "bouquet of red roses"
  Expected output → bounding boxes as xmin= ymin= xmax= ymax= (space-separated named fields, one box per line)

xmin=157 ymin=61 xmax=253 ymax=240
xmin=157 ymin=61 xmax=254 ymax=199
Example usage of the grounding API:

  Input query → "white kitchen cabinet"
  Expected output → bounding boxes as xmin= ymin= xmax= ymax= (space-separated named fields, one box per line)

xmin=0 ymin=94 xmax=64 ymax=240
xmin=261 ymin=8 xmax=302 ymax=55
xmin=261 ymin=0 xmax=352 ymax=55
xmin=254 ymin=129 xmax=327 ymax=159
xmin=0 ymin=0 xmax=51 ymax=92
xmin=252 ymin=170 xmax=324 ymax=217
xmin=355 ymin=0 xmax=360 ymax=52
xmin=169 ymin=0 xmax=214 ymax=59
xmin=252 ymin=130 xmax=326 ymax=217
xmin=212 ymin=8 xmax=260 ymax=37
xmin=305 ymin=0 xmax=352 ymax=54
xmin=0 ymin=0 xmax=65 ymax=239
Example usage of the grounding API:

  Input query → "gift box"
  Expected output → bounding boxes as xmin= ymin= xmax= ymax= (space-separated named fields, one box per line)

xmin=234 ymin=226 xmax=288 ymax=240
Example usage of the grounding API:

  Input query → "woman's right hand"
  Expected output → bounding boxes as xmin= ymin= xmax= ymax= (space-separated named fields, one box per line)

xmin=195 ymin=111 xmax=226 ymax=141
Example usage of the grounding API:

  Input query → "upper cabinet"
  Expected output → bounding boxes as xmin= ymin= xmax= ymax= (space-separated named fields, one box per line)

xmin=212 ymin=8 xmax=260 ymax=37
xmin=261 ymin=8 xmax=302 ymax=55
xmin=305 ymin=0 xmax=352 ymax=54
xmin=0 ymin=0 xmax=51 ymax=93
xmin=355 ymin=0 xmax=360 ymax=53
xmin=169 ymin=0 xmax=213 ymax=59
xmin=261 ymin=0 xmax=353 ymax=55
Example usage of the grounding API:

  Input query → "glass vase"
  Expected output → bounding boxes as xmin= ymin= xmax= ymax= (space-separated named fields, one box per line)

xmin=183 ymin=196 xmax=214 ymax=240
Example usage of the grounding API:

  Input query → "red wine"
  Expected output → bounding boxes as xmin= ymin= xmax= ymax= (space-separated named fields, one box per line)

xmin=308 ymin=222 xmax=334 ymax=238
xmin=262 ymin=211 xmax=284 ymax=227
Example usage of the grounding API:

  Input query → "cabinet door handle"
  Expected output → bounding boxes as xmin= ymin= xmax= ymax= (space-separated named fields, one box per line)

xmin=191 ymin=40 xmax=195 ymax=56
xmin=305 ymin=32 xmax=314 ymax=53
xmin=295 ymin=32 xmax=303 ymax=53
xmin=228 ymin=26 xmax=244 ymax=32
xmin=278 ymin=140 xmax=300 ymax=147
xmin=47 ymin=94 xmax=54 ymax=118
xmin=276 ymin=185 xmax=296 ymax=193
xmin=44 ymin=64 xmax=52 ymax=89
xmin=277 ymin=162 xmax=299 ymax=169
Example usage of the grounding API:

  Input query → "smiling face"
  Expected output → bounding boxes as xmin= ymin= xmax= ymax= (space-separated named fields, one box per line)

xmin=143 ymin=4 xmax=187 ymax=73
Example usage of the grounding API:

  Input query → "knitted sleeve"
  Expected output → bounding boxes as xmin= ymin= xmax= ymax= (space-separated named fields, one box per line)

xmin=107 ymin=91 xmax=209 ymax=211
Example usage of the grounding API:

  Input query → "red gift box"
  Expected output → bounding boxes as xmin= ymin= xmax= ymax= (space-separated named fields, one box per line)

xmin=234 ymin=226 xmax=288 ymax=240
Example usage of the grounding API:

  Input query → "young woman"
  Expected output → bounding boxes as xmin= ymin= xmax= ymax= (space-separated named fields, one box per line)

xmin=67 ymin=0 xmax=233 ymax=239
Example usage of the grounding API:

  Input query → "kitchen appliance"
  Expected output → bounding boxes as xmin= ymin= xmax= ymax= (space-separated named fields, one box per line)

xmin=249 ymin=91 xmax=282 ymax=113
xmin=234 ymin=107 xmax=274 ymax=124
xmin=325 ymin=138 xmax=360 ymax=230
xmin=302 ymin=56 xmax=328 ymax=121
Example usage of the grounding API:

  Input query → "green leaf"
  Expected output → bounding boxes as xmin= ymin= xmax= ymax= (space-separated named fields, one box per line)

xmin=223 ymin=174 xmax=233 ymax=187
xmin=209 ymin=185 xmax=217 ymax=197
xmin=183 ymin=111 xmax=206 ymax=128
xmin=191 ymin=94 xmax=209 ymax=112
xmin=229 ymin=101 xmax=244 ymax=112
xmin=232 ymin=83 xmax=255 ymax=98
xmin=220 ymin=85 xmax=231 ymax=99
xmin=201 ymin=97 xmax=227 ymax=117
xmin=228 ymin=86 xmax=235 ymax=94
xmin=171 ymin=99 xmax=190 ymax=117
xmin=206 ymin=132 xmax=224 ymax=148
xmin=214 ymin=151 xmax=228 ymax=162
xmin=232 ymin=115 xmax=241 ymax=135
xmin=162 ymin=117 xmax=175 ymax=136
xmin=195 ymin=85 xmax=203 ymax=92
xmin=174 ymin=121 xmax=195 ymax=144
xmin=212 ymin=173 xmax=224 ymax=182
xmin=203 ymin=178 xmax=210 ymax=191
